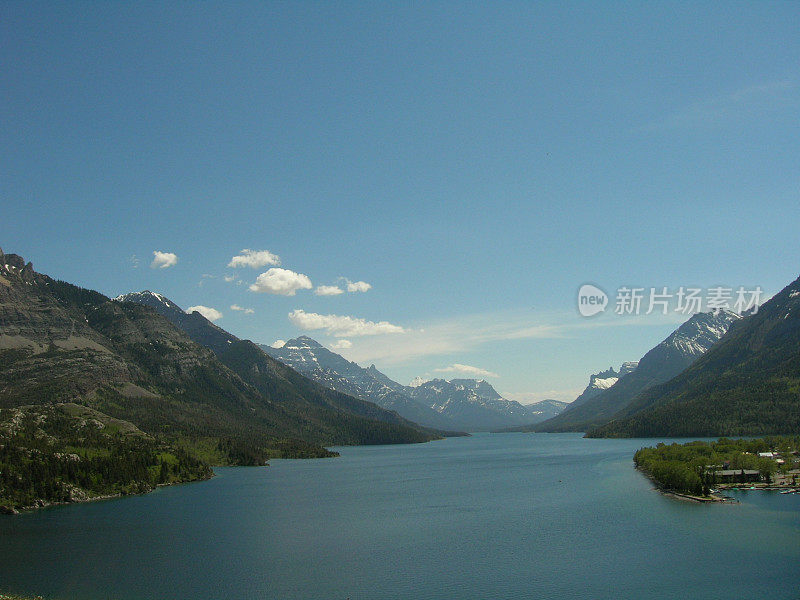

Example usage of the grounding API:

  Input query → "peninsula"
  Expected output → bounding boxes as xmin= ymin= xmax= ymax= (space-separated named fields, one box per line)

xmin=633 ymin=437 xmax=800 ymax=502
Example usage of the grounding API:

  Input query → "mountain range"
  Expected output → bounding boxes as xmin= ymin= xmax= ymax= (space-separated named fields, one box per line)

xmin=112 ymin=292 xmax=446 ymax=442
xmin=0 ymin=249 xmax=439 ymax=469
xmin=263 ymin=337 xmax=568 ymax=431
xmin=3 ymin=243 xmax=798 ymax=511
xmin=257 ymin=336 xmax=459 ymax=431
xmin=533 ymin=310 xmax=741 ymax=433
xmin=588 ymin=277 xmax=800 ymax=437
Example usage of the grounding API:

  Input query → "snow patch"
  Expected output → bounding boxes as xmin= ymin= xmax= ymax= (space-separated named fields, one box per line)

xmin=592 ymin=377 xmax=618 ymax=390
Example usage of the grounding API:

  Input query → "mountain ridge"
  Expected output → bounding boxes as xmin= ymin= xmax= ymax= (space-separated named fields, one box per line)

xmin=532 ymin=310 xmax=740 ymax=432
xmin=264 ymin=337 xmax=568 ymax=431
xmin=588 ymin=276 xmax=800 ymax=437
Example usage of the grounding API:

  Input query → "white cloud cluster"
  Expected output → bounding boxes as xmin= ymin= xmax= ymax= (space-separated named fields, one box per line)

xmin=270 ymin=339 xmax=286 ymax=348
xmin=249 ymin=268 xmax=312 ymax=296
xmin=228 ymin=249 xmax=281 ymax=269
xmin=346 ymin=280 xmax=372 ymax=293
xmin=288 ymin=309 xmax=405 ymax=337
xmin=434 ymin=363 xmax=499 ymax=378
xmin=230 ymin=304 xmax=255 ymax=314
xmin=315 ymin=285 xmax=344 ymax=296
xmin=186 ymin=305 xmax=223 ymax=321
xmin=330 ymin=339 xmax=352 ymax=349
xmin=151 ymin=251 xmax=178 ymax=269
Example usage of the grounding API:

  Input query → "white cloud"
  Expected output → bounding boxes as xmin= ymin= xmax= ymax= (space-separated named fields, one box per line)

xmin=330 ymin=339 xmax=352 ymax=349
xmin=230 ymin=304 xmax=255 ymax=315
xmin=346 ymin=280 xmax=372 ymax=293
xmin=224 ymin=274 xmax=237 ymax=283
xmin=128 ymin=255 xmax=140 ymax=269
xmin=434 ymin=363 xmax=499 ymax=378
xmin=186 ymin=305 xmax=223 ymax=321
xmin=270 ymin=339 xmax=286 ymax=348
xmin=288 ymin=309 xmax=405 ymax=337
xmin=315 ymin=285 xmax=344 ymax=296
xmin=249 ymin=268 xmax=312 ymax=296
xmin=151 ymin=251 xmax=178 ymax=269
xmin=228 ymin=249 xmax=281 ymax=269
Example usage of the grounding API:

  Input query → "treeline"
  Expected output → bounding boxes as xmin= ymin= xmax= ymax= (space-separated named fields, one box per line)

xmin=633 ymin=437 xmax=799 ymax=496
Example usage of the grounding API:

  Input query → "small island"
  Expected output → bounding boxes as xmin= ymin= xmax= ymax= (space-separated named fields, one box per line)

xmin=634 ymin=437 xmax=800 ymax=502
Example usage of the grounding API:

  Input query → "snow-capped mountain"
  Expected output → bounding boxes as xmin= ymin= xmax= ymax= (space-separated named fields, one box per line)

xmin=570 ymin=361 xmax=639 ymax=409
xmin=263 ymin=337 xmax=568 ymax=431
xmin=406 ymin=378 xmax=552 ymax=431
xmin=262 ymin=337 xmax=457 ymax=430
xmin=524 ymin=399 xmax=571 ymax=421
xmin=536 ymin=310 xmax=740 ymax=432
xmin=589 ymin=277 xmax=800 ymax=437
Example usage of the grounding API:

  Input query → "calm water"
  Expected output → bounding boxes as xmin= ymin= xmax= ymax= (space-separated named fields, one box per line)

xmin=1 ymin=433 xmax=798 ymax=599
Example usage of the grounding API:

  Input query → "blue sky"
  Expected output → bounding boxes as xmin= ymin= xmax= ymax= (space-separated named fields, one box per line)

xmin=2 ymin=2 xmax=799 ymax=402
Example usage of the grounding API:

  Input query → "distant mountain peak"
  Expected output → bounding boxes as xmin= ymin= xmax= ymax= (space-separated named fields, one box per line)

xmin=589 ymin=367 xmax=618 ymax=383
xmin=1 ymin=252 xmax=28 ymax=270
xmin=663 ymin=309 xmax=741 ymax=357
xmin=283 ymin=336 xmax=324 ymax=349
xmin=589 ymin=273 xmax=800 ymax=437
xmin=114 ymin=290 xmax=183 ymax=312
xmin=619 ymin=361 xmax=638 ymax=376
xmin=261 ymin=340 xmax=566 ymax=430
xmin=0 ymin=250 xmax=36 ymax=284
xmin=537 ymin=309 xmax=740 ymax=433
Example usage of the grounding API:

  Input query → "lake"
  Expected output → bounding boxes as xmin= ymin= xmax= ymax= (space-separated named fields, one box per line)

xmin=1 ymin=433 xmax=798 ymax=599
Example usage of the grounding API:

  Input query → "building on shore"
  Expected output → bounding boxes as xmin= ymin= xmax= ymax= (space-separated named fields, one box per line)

xmin=713 ymin=469 xmax=761 ymax=484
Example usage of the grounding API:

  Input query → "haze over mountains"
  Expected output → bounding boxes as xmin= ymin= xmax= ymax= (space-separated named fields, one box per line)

xmin=264 ymin=336 xmax=568 ymax=431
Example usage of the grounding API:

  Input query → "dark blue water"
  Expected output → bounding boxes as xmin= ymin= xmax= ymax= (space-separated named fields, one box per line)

xmin=1 ymin=433 xmax=798 ymax=599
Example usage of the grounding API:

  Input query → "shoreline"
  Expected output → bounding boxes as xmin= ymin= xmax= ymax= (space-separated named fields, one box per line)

xmin=635 ymin=466 xmax=734 ymax=503
xmin=0 ymin=472 xmax=215 ymax=516
xmin=638 ymin=467 xmax=798 ymax=503
xmin=659 ymin=489 xmax=735 ymax=503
